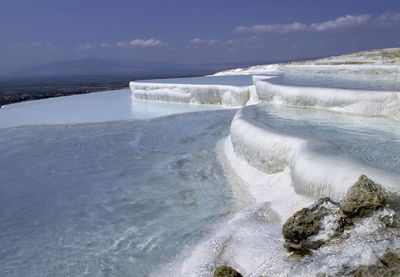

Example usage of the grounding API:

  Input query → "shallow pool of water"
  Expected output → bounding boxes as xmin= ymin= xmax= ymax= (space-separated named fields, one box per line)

xmin=268 ymin=74 xmax=400 ymax=91
xmin=0 ymin=109 xmax=239 ymax=277
xmin=136 ymin=75 xmax=254 ymax=86
xmin=0 ymin=89 xmax=222 ymax=129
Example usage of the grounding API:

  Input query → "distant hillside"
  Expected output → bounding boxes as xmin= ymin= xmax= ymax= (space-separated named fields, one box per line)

xmin=11 ymin=58 xmax=190 ymax=77
xmin=9 ymin=57 xmax=263 ymax=78
xmin=0 ymin=58 xmax=272 ymax=106
xmin=214 ymin=47 xmax=400 ymax=75
xmin=15 ymin=58 xmax=131 ymax=77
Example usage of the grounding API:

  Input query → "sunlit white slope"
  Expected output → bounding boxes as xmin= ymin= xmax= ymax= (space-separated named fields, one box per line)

xmin=225 ymin=104 xmax=400 ymax=207
xmin=295 ymin=47 xmax=400 ymax=65
xmin=285 ymin=64 xmax=400 ymax=75
xmin=130 ymin=82 xmax=251 ymax=106
xmin=212 ymin=64 xmax=284 ymax=76
xmin=255 ymin=76 xmax=400 ymax=118
xmin=213 ymin=47 xmax=400 ymax=76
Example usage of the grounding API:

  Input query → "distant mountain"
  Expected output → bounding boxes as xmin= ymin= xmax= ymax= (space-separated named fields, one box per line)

xmin=11 ymin=58 xmax=176 ymax=77
xmin=8 ymin=57 xmax=276 ymax=78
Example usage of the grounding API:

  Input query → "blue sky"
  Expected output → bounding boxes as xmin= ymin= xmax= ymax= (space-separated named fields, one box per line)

xmin=1 ymin=0 xmax=400 ymax=74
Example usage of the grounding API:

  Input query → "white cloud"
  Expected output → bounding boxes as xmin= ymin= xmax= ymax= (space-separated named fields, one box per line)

xmin=377 ymin=12 xmax=400 ymax=25
xmin=100 ymin=42 xmax=110 ymax=48
xmin=190 ymin=38 xmax=220 ymax=45
xmin=116 ymin=39 xmax=163 ymax=47
xmin=187 ymin=37 xmax=259 ymax=50
xmin=27 ymin=42 xmax=43 ymax=48
xmin=10 ymin=43 xmax=23 ymax=49
xmin=78 ymin=43 xmax=93 ymax=50
xmin=116 ymin=41 xmax=128 ymax=47
xmin=223 ymin=36 xmax=260 ymax=49
xmin=208 ymin=39 xmax=220 ymax=44
xmin=10 ymin=42 xmax=56 ymax=50
xmin=130 ymin=39 xmax=162 ymax=47
xmin=235 ymin=22 xmax=307 ymax=33
xmin=190 ymin=38 xmax=204 ymax=44
xmin=309 ymin=14 xmax=371 ymax=31
xmin=235 ymin=12 xmax=400 ymax=33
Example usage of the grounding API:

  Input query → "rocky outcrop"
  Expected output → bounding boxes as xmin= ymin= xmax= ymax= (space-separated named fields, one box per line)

xmin=354 ymin=248 xmax=400 ymax=276
xmin=282 ymin=197 xmax=348 ymax=253
xmin=283 ymin=175 xmax=391 ymax=254
xmin=340 ymin=175 xmax=388 ymax=217
xmin=382 ymin=249 xmax=400 ymax=268
xmin=213 ymin=266 xmax=243 ymax=277
xmin=354 ymin=265 xmax=399 ymax=277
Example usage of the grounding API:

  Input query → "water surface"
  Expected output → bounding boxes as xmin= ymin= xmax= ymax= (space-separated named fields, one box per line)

xmin=0 ymin=109 xmax=238 ymax=277
xmin=136 ymin=75 xmax=254 ymax=86
xmin=268 ymin=74 xmax=400 ymax=91
xmin=0 ymin=89 xmax=221 ymax=129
